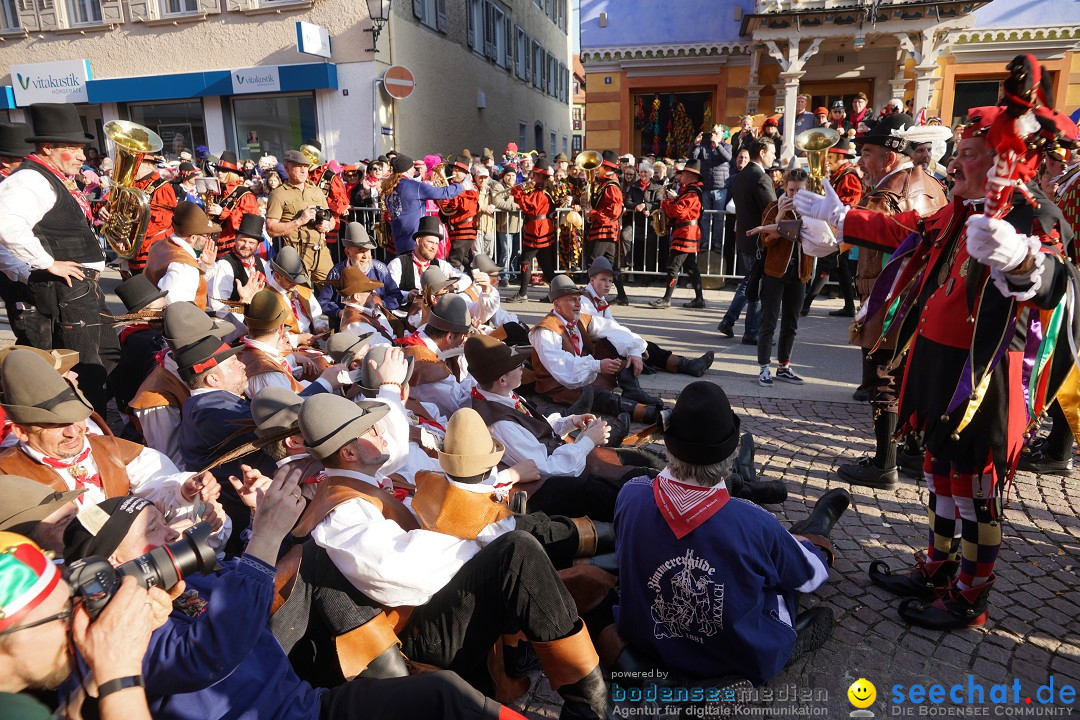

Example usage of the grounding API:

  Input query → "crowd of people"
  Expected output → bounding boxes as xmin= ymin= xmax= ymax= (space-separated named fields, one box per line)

xmin=0 ymin=50 xmax=1076 ymax=720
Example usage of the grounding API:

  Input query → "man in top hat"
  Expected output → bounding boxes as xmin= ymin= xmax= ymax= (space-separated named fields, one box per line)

xmin=397 ymin=294 xmax=475 ymax=418
xmin=583 ymin=150 xmax=626 ymax=288
xmin=173 ymin=160 xmax=203 ymax=207
xmin=143 ymin=201 xmax=221 ymax=310
xmin=337 ymin=267 xmax=397 ymax=345
xmin=508 ymin=157 xmax=558 ymax=302
xmin=649 ymin=159 xmax=706 ymax=309
xmin=387 ymin=215 xmax=462 ymax=298
xmin=0 ymin=122 xmax=31 ymax=181
xmin=530 ymin=274 xmax=661 ymax=425
xmin=382 ymin=153 xmax=466 ymax=255
xmin=582 ymin=256 xmax=713 ymax=377
xmin=0 ymin=124 xmax=36 ymax=346
xmin=0 ymin=348 xmax=219 ymax=521
xmin=319 ymin=222 xmax=404 ymax=322
xmin=109 ymin=274 xmax=169 ymax=419
xmin=205 ymin=150 xmax=259 ymax=261
xmin=824 ymin=112 xmax=946 ymax=489
xmin=293 ymin=393 xmax=609 ymax=718
xmin=122 ymin=149 xmax=179 ymax=275
xmin=265 ymin=149 xmax=336 ymax=286
xmin=436 ymin=155 xmax=481 ymax=270
xmin=795 ymin=90 xmax=1078 ymax=628
xmin=264 ymin=245 xmax=330 ymax=340
xmin=800 ymin=135 xmax=863 ymax=317
xmin=612 ymin=381 xmax=849 ymax=684
xmin=238 ymin=289 xmax=343 ymax=397
xmin=0 ymin=104 xmax=121 ymax=417
xmin=207 ymin=212 xmax=267 ymax=317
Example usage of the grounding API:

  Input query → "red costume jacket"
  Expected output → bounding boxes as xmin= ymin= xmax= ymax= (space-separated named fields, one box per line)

xmin=661 ymin=181 xmax=703 ymax=254
xmin=585 ymin=179 xmax=622 ymax=244
xmin=312 ymin=165 xmax=351 ymax=219
xmin=512 ymin=184 xmax=555 ymax=249
xmin=830 ymin=163 xmax=864 ymax=209
xmin=438 ymin=187 xmax=480 ymax=246
xmin=213 ymin=181 xmax=259 ymax=259
xmin=128 ymin=172 xmax=177 ymax=273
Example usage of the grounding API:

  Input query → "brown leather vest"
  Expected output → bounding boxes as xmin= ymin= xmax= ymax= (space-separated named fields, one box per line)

xmin=760 ymin=202 xmax=813 ymax=283
xmin=400 ymin=342 xmax=452 ymax=386
xmin=144 ymin=239 xmax=208 ymax=310
xmin=410 ymin=471 xmax=513 ymax=540
xmin=129 ymin=364 xmax=190 ymax=411
xmin=0 ymin=435 xmax=143 ymax=498
xmin=471 ymin=392 xmax=563 ymax=455
xmin=292 ymin=473 xmax=421 ymax=538
xmin=530 ymin=312 xmax=596 ymax=398
xmin=238 ymin=347 xmax=304 ymax=393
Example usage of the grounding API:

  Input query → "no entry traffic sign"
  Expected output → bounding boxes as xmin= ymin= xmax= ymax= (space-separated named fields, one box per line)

xmin=382 ymin=65 xmax=415 ymax=100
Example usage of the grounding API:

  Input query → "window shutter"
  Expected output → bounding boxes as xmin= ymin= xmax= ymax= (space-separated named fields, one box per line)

xmin=483 ymin=1 xmax=495 ymax=59
xmin=466 ymin=0 xmax=475 ymax=49
xmin=99 ymin=0 xmax=121 ymax=23
xmin=434 ymin=0 xmax=446 ymax=32
xmin=127 ymin=0 xmax=150 ymax=19
xmin=412 ymin=0 xmax=422 ymax=19
xmin=198 ymin=0 xmax=220 ymax=14
xmin=17 ymin=0 xmax=39 ymax=29
xmin=225 ymin=0 xmax=243 ymax=10
xmin=503 ymin=15 xmax=512 ymax=70
xmin=37 ymin=0 xmax=57 ymax=29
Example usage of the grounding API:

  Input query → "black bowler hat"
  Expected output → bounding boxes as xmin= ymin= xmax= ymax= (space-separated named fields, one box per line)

xmin=829 ymin=136 xmax=855 ymax=157
xmin=24 ymin=104 xmax=93 ymax=145
xmin=212 ymin=150 xmax=241 ymax=173
xmin=854 ymin=113 xmax=913 ymax=155
xmin=236 ymin=213 xmax=264 ymax=240
xmin=0 ymin=123 xmax=32 ymax=158
xmin=681 ymin=159 xmax=702 ymax=177
xmin=601 ymin=150 xmax=620 ymax=170
xmin=664 ymin=381 xmax=741 ymax=465
xmin=413 ymin=215 xmax=443 ymax=242
xmin=116 ymin=274 xmax=167 ymax=313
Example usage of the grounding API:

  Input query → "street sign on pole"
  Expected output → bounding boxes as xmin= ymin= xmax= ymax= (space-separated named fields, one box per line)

xmin=382 ymin=65 xmax=415 ymax=100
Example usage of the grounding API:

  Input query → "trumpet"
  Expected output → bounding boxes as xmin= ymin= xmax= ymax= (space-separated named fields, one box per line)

xmin=100 ymin=120 xmax=163 ymax=259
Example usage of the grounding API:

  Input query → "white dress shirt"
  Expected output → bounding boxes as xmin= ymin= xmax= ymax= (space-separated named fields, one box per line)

xmin=206 ymin=254 xmax=260 ymax=314
xmin=132 ymin=354 xmax=185 ymax=468
xmin=311 ymin=467 xmax=516 ymax=607
xmin=474 ymin=387 xmax=595 ymax=479
xmin=529 ymin=310 xmax=646 ymax=389
xmin=580 ymin=286 xmax=614 ymax=320
xmin=342 ymin=304 xmax=396 ymax=346
xmin=157 ymin=236 xmax=207 ymax=305
xmin=265 ymin=261 xmax=329 ymax=334
xmin=406 ymin=330 xmax=475 ymax=418
xmin=0 ymin=167 xmax=104 ymax=271
xmin=387 ymin=253 xmax=460 ymax=290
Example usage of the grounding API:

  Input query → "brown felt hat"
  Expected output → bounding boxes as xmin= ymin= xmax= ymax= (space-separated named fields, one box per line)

xmin=173 ymin=201 xmax=221 ymax=237
xmin=0 ymin=349 xmax=93 ymax=425
xmin=298 ymin=393 xmax=391 ymax=460
xmin=251 ymin=386 xmax=303 ymax=437
xmin=437 ymin=408 xmax=505 ymax=477
xmin=339 ymin=266 xmax=384 ymax=296
xmin=244 ymin=289 xmax=291 ymax=333
xmin=463 ymin=334 xmax=526 ymax=385
xmin=0 ymin=475 xmax=84 ymax=535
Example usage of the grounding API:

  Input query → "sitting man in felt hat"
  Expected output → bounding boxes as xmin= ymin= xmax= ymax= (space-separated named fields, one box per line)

xmin=397 ymin=293 xmax=477 ymax=418
xmin=206 ymin=212 xmax=268 ymax=318
xmin=0 ymin=472 xmax=85 ymax=553
xmin=238 ymin=289 xmax=345 ymax=396
xmin=530 ymin=273 xmax=662 ymax=424
xmin=612 ymin=381 xmax=850 ymax=685
xmin=337 ymin=266 xmax=398 ymax=345
xmin=318 ymin=221 xmax=405 ymax=321
xmin=387 ymin=215 xmax=463 ymax=300
xmin=582 ymin=256 xmax=713 ymax=377
xmin=263 ymin=245 xmax=331 ymax=342
xmin=205 ymin=150 xmax=259 ymax=260
xmin=294 ymin=393 xmax=609 ymax=718
xmin=0 ymin=348 xmax=221 ymax=523
xmin=55 ymin=465 xmax=519 ymax=720
xmin=143 ymin=201 xmax=221 ymax=311
xmin=457 ymin=253 xmax=528 ymax=343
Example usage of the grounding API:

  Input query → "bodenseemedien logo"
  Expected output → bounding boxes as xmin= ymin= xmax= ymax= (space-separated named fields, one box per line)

xmin=849 ymin=678 xmax=877 ymax=718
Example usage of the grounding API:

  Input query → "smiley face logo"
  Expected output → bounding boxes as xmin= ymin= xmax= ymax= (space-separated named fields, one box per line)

xmin=848 ymin=678 xmax=877 ymax=709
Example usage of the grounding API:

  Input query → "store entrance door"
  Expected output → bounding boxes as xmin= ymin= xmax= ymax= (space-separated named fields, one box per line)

xmin=632 ymin=91 xmax=713 ymax=159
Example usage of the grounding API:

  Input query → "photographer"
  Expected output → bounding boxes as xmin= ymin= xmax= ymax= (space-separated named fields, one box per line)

xmin=0 ymin=532 xmax=171 ymax=720
xmin=60 ymin=465 xmax=525 ymax=720
xmin=266 ymin=150 xmax=335 ymax=287
xmin=690 ymin=125 xmax=732 ymax=253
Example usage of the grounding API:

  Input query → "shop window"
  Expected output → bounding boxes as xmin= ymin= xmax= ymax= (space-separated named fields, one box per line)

xmin=126 ymin=100 xmax=207 ymax=160
xmin=0 ymin=0 xmax=19 ymax=28
xmin=66 ymin=0 xmax=100 ymax=24
xmin=632 ymin=91 xmax=713 ymax=159
xmin=232 ymin=93 xmax=317 ymax=163
xmin=951 ymin=80 xmax=1001 ymax=125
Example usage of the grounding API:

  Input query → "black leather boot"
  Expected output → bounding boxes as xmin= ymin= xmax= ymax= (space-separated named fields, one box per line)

xmin=727 ymin=471 xmax=788 ymax=505
xmin=789 ymin=488 xmax=851 ymax=539
xmin=837 ymin=457 xmax=899 ymax=489
xmin=605 ymin=412 xmax=632 ymax=447
xmin=359 ymin=644 xmax=411 ymax=679
xmin=735 ymin=432 xmax=757 ymax=484
xmin=617 ymin=396 xmax=659 ymax=424
xmin=898 ymin=576 xmax=995 ymax=630
xmin=789 ymin=606 xmax=835 ymax=659
xmin=532 ymin=622 xmax=608 ymax=720
xmin=566 ymin=386 xmax=595 ymax=417
xmin=674 ymin=351 xmax=714 ymax=377
xmin=869 ymin=552 xmax=959 ymax=600
xmin=616 ymin=366 xmax=663 ymax=406
xmin=589 ymin=388 xmax=622 ymax=417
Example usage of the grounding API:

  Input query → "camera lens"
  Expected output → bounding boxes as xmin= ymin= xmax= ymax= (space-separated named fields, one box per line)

xmin=116 ymin=522 xmax=217 ymax=590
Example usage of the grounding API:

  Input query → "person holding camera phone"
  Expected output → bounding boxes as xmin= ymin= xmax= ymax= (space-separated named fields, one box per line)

xmin=266 ymin=149 xmax=336 ymax=288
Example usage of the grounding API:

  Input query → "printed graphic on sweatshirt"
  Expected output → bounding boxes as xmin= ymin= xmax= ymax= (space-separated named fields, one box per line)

xmin=648 ymin=549 xmax=724 ymax=643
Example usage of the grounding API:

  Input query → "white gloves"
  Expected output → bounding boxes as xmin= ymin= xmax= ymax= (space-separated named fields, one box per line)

xmin=794 ymin=178 xmax=847 ymax=227
xmin=800 ymin=217 xmax=840 ymax=258
xmin=965 ymin=215 xmax=1031 ymax=272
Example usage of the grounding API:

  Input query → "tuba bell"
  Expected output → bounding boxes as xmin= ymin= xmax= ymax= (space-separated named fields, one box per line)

xmin=300 ymin=144 xmax=323 ymax=166
xmin=100 ymin=120 xmax=164 ymax=260
xmin=650 ymin=208 xmax=669 ymax=237
xmin=427 ymin=162 xmax=449 ymax=187
xmin=793 ymin=127 xmax=840 ymax=194
xmin=574 ymin=150 xmax=603 ymax=207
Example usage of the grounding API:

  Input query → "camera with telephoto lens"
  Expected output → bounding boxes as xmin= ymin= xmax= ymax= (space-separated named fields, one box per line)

xmin=307 ymin=206 xmax=334 ymax=229
xmin=67 ymin=522 xmax=217 ymax=619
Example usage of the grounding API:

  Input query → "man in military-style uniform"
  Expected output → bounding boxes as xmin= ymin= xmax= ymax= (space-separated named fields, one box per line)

xmin=127 ymin=153 xmax=178 ymax=276
xmin=266 ymin=149 xmax=336 ymax=287
xmin=437 ymin=156 xmax=481 ymax=271
xmin=584 ymin=150 xmax=627 ymax=299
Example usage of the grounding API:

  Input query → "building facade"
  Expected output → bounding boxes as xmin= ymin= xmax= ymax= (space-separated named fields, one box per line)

xmin=0 ymin=0 xmax=571 ymax=163
xmin=580 ymin=0 xmax=1080 ymax=160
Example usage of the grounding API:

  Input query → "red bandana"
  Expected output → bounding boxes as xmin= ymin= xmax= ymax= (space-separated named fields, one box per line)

xmin=27 ymin=154 xmax=93 ymax=222
xmin=652 ymin=471 xmax=730 ymax=539
xmin=40 ymin=444 xmax=102 ymax=492
xmin=565 ymin=324 xmax=582 ymax=355
xmin=119 ymin=322 xmax=152 ymax=344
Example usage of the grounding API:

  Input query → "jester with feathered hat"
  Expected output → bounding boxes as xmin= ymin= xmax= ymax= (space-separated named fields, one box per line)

xmin=793 ymin=54 xmax=1080 ymax=630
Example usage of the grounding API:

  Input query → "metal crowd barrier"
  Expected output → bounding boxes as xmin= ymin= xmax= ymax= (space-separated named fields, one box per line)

xmin=347 ymin=205 xmax=746 ymax=281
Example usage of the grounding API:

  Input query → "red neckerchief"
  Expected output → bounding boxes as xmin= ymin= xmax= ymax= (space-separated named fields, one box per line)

xmin=639 ymin=179 xmax=649 ymax=191
xmin=155 ymin=349 xmax=169 ymax=367
xmin=119 ymin=323 xmax=152 ymax=344
xmin=412 ymin=252 xmax=430 ymax=275
xmin=0 ymin=407 xmax=10 ymax=445
xmin=471 ymin=386 xmax=528 ymax=416
xmin=27 ymin=154 xmax=92 ymax=222
xmin=652 ymin=470 xmax=730 ymax=539
xmin=394 ymin=333 xmax=428 ymax=348
xmin=39 ymin=443 xmax=102 ymax=491
xmin=587 ymin=288 xmax=609 ymax=313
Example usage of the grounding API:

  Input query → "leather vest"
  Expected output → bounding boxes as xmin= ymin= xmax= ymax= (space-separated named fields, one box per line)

xmin=0 ymin=435 xmax=143 ymax=498
xmin=471 ymin=392 xmax=563 ymax=455
xmin=239 ymin=347 xmax=304 ymax=393
xmin=129 ymin=364 xmax=190 ymax=411
xmin=529 ymin=312 xmax=596 ymax=398
xmin=17 ymin=162 xmax=103 ymax=266
xmin=293 ymin=473 xmax=421 ymax=538
xmin=143 ymin=239 xmax=208 ymax=310
xmin=399 ymin=341 xmax=452 ymax=386
xmin=395 ymin=253 xmax=418 ymax=292
xmin=410 ymin=471 xmax=513 ymax=540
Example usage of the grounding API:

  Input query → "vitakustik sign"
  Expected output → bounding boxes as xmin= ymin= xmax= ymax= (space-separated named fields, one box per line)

xmin=11 ymin=59 xmax=92 ymax=106
xmin=231 ymin=67 xmax=281 ymax=94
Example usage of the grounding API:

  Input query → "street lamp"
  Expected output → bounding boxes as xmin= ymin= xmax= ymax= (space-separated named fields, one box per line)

xmin=365 ymin=0 xmax=391 ymax=52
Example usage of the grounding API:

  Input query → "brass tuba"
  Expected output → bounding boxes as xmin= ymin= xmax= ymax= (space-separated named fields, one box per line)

xmin=100 ymin=120 xmax=164 ymax=259
xmin=793 ymin=127 xmax=840 ymax=194
xmin=299 ymin=143 xmax=323 ymax=167
xmin=428 ymin=162 xmax=448 ymax=187
xmin=574 ymin=150 xmax=603 ymax=207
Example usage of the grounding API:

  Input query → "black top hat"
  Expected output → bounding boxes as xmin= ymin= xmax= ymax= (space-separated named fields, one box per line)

xmin=24 ymin=104 xmax=93 ymax=145
xmin=413 ymin=215 xmax=443 ymax=242
xmin=829 ymin=136 xmax=855 ymax=157
xmin=236 ymin=213 xmax=264 ymax=240
xmin=116 ymin=274 xmax=167 ymax=314
xmin=664 ymin=380 xmax=741 ymax=465
xmin=532 ymin=158 xmax=552 ymax=176
xmin=447 ymin=155 xmax=470 ymax=174
xmin=601 ymin=150 xmax=620 ymax=170
xmin=212 ymin=150 xmax=241 ymax=173
xmin=391 ymin=154 xmax=415 ymax=174
xmin=681 ymin=159 xmax=702 ymax=176
xmin=854 ymin=113 xmax=913 ymax=154
xmin=0 ymin=123 xmax=32 ymax=158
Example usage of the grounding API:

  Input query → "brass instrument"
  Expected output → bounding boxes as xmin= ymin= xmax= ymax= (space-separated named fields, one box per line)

xmin=574 ymin=150 xmax=603 ymax=208
xmin=793 ymin=127 xmax=840 ymax=194
xmin=100 ymin=120 xmax=164 ymax=260
xmin=650 ymin=208 xmax=669 ymax=236
xmin=428 ymin=162 xmax=448 ymax=187
xmin=300 ymin=143 xmax=323 ymax=167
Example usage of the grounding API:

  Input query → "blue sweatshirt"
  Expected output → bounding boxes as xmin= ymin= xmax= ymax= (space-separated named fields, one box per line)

xmin=386 ymin=177 xmax=464 ymax=254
